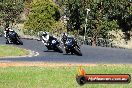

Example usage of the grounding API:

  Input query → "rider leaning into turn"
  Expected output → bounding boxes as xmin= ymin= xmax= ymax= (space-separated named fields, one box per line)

xmin=61 ymin=33 xmax=67 ymax=44
xmin=61 ymin=33 xmax=80 ymax=48
xmin=41 ymin=32 xmax=49 ymax=45
xmin=4 ymin=27 xmax=14 ymax=38
xmin=4 ymin=27 xmax=14 ymax=43
xmin=42 ymin=32 xmax=56 ymax=45
xmin=41 ymin=32 xmax=79 ymax=48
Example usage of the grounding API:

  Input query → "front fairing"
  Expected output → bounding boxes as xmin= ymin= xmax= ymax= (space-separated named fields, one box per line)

xmin=8 ymin=31 xmax=17 ymax=38
xmin=8 ymin=32 xmax=18 ymax=42
xmin=65 ymin=38 xmax=74 ymax=49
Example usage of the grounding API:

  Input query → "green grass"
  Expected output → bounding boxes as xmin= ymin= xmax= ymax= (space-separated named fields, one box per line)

xmin=0 ymin=45 xmax=29 ymax=57
xmin=0 ymin=65 xmax=131 ymax=88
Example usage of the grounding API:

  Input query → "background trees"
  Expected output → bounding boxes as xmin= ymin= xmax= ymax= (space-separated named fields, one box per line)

xmin=24 ymin=0 xmax=61 ymax=34
xmin=23 ymin=0 xmax=131 ymax=40
xmin=61 ymin=0 xmax=131 ymax=45
xmin=0 ymin=0 xmax=24 ymax=28
xmin=107 ymin=0 xmax=132 ymax=40
xmin=0 ymin=0 xmax=130 ymax=45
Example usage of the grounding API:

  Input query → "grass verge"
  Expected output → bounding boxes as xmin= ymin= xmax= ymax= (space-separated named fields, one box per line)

xmin=0 ymin=64 xmax=131 ymax=88
xmin=0 ymin=45 xmax=30 ymax=57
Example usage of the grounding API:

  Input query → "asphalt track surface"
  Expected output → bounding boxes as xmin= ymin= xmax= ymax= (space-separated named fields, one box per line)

xmin=0 ymin=37 xmax=132 ymax=64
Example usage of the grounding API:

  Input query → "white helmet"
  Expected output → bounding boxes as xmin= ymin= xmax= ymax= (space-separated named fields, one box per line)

xmin=43 ymin=32 xmax=48 ymax=37
xmin=8 ymin=28 xmax=14 ymax=32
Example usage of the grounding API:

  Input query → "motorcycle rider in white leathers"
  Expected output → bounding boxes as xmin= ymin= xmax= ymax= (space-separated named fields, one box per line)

xmin=41 ymin=32 xmax=50 ymax=45
xmin=42 ymin=32 xmax=59 ymax=46
xmin=4 ymin=27 xmax=14 ymax=43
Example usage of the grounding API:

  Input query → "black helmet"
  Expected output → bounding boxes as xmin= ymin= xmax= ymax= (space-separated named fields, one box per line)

xmin=63 ymin=32 xmax=67 ymax=36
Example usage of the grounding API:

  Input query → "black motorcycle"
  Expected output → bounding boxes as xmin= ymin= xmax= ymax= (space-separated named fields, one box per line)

xmin=64 ymin=37 xmax=82 ymax=56
xmin=42 ymin=36 xmax=63 ymax=53
xmin=6 ymin=31 xmax=23 ymax=45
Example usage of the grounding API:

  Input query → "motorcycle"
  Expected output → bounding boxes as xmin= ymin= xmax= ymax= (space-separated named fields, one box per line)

xmin=5 ymin=31 xmax=23 ymax=45
xmin=64 ymin=37 xmax=82 ymax=56
xmin=41 ymin=35 xmax=63 ymax=53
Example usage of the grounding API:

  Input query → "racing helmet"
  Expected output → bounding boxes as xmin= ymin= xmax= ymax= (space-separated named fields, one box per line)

xmin=5 ymin=28 xmax=9 ymax=31
xmin=8 ymin=28 xmax=14 ymax=32
xmin=42 ymin=32 xmax=48 ymax=37
xmin=63 ymin=32 xmax=67 ymax=36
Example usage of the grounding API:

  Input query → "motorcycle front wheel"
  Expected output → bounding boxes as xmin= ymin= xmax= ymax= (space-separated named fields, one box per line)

xmin=55 ymin=45 xmax=63 ymax=53
xmin=74 ymin=46 xmax=82 ymax=56
xmin=16 ymin=37 xmax=23 ymax=45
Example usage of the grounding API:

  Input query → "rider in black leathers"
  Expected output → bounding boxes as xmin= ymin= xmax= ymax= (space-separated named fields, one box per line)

xmin=61 ymin=33 xmax=80 ymax=50
xmin=61 ymin=33 xmax=67 ymax=45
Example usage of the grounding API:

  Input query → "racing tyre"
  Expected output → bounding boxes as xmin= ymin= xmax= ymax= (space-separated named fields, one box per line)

xmin=74 ymin=46 xmax=82 ymax=56
xmin=6 ymin=40 xmax=9 ymax=44
xmin=56 ymin=45 xmax=63 ymax=53
xmin=17 ymin=38 xmax=23 ymax=45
